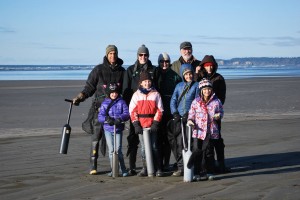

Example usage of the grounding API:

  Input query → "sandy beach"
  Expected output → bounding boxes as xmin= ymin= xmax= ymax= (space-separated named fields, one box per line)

xmin=0 ymin=77 xmax=300 ymax=200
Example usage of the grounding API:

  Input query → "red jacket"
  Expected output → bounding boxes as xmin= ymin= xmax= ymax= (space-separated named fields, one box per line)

xmin=129 ymin=88 xmax=164 ymax=128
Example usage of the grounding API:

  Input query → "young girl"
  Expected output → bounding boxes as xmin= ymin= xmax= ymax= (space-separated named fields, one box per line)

xmin=98 ymin=83 xmax=130 ymax=177
xmin=129 ymin=71 xmax=164 ymax=177
xmin=187 ymin=78 xmax=224 ymax=181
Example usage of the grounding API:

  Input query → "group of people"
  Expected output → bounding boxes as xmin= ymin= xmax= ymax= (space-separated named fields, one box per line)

xmin=72 ymin=41 xmax=229 ymax=181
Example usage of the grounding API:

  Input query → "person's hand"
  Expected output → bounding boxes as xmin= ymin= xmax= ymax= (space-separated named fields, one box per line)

xmin=173 ymin=112 xmax=180 ymax=123
xmin=105 ymin=116 xmax=115 ymax=126
xmin=187 ymin=120 xmax=194 ymax=126
xmin=72 ymin=92 xmax=85 ymax=105
xmin=195 ymin=66 xmax=201 ymax=74
xmin=150 ymin=120 xmax=160 ymax=134
xmin=133 ymin=121 xmax=143 ymax=135
xmin=114 ymin=118 xmax=123 ymax=126
xmin=214 ymin=113 xmax=221 ymax=120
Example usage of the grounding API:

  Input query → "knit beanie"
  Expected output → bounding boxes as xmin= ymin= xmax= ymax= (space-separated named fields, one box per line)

xmin=106 ymin=45 xmax=118 ymax=57
xmin=158 ymin=52 xmax=171 ymax=64
xmin=137 ymin=44 xmax=149 ymax=56
xmin=105 ymin=82 xmax=119 ymax=96
xmin=199 ymin=78 xmax=213 ymax=91
xmin=139 ymin=71 xmax=152 ymax=82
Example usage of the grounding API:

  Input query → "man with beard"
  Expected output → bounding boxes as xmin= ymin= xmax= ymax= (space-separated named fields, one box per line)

xmin=171 ymin=41 xmax=202 ymax=81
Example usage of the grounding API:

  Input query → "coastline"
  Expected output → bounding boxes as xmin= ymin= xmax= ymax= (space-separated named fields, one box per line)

xmin=0 ymin=77 xmax=300 ymax=200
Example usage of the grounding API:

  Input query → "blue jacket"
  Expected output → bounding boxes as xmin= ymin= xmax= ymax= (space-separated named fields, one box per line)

xmin=98 ymin=96 xmax=130 ymax=132
xmin=170 ymin=64 xmax=199 ymax=116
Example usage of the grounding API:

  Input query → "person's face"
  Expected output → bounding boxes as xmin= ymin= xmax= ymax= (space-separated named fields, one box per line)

xmin=180 ymin=47 xmax=192 ymax=61
xmin=107 ymin=51 xmax=117 ymax=64
xmin=159 ymin=59 xmax=170 ymax=70
xmin=204 ymin=64 xmax=214 ymax=74
xmin=110 ymin=92 xmax=118 ymax=100
xmin=141 ymin=79 xmax=152 ymax=89
xmin=184 ymin=71 xmax=193 ymax=82
xmin=138 ymin=53 xmax=149 ymax=65
xmin=202 ymin=87 xmax=212 ymax=97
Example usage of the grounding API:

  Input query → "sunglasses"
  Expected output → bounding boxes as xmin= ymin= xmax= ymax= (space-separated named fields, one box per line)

xmin=139 ymin=54 xmax=148 ymax=57
xmin=160 ymin=60 xmax=170 ymax=63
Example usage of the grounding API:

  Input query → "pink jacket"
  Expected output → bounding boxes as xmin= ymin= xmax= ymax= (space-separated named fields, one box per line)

xmin=188 ymin=93 xmax=224 ymax=140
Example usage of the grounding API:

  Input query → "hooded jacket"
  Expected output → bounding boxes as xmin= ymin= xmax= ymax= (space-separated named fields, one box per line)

xmin=81 ymin=56 xmax=125 ymax=108
xmin=200 ymin=55 xmax=226 ymax=105
xmin=188 ymin=93 xmax=224 ymax=140
xmin=98 ymin=96 xmax=130 ymax=133
xmin=170 ymin=64 xmax=199 ymax=116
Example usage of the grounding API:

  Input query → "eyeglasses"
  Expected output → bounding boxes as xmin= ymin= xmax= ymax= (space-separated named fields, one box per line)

xmin=139 ymin=54 xmax=148 ymax=57
xmin=160 ymin=60 xmax=170 ymax=63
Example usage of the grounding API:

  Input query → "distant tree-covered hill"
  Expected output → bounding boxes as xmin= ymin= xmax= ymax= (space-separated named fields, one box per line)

xmin=216 ymin=57 xmax=300 ymax=66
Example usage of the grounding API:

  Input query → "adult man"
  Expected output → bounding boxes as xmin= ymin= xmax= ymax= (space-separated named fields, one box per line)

xmin=122 ymin=44 xmax=155 ymax=176
xmin=72 ymin=45 xmax=125 ymax=175
xmin=171 ymin=41 xmax=202 ymax=81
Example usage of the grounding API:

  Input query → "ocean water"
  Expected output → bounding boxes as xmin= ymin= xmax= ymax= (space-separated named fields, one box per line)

xmin=0 ymin=65 xmax=300 ymax=80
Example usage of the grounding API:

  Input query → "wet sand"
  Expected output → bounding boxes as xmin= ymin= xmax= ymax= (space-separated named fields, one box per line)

xmin=0 ymin=78 xmax=300 ymax=200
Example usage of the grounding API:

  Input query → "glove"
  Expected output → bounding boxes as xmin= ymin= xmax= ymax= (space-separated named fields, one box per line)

xmin=173 ymin=112 xmax=180 ymax=123
xmin=133 ymin=121 xmax=143 ymax=135
xmin=150 ymin=120 xmax=160 ymax=134
xmin=114 ymin=118 xmax=123 ymax=126
xmin=72 ymin=92 xmax=85 ymax=105
xmin=105 ymin=116 xmax=115 ymax=126
xmin=187 ymin=120 xmax=194 ymax=126
xmin=214 ymin=113 xmax=221 ymax=120
xmin=182 ymin=112 xmax=188 ymax=124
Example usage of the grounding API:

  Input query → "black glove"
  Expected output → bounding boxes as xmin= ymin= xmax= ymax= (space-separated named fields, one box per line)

xmin=105 ymin=116 xmax=115 ymax=126
xmin=133 ymin=121 xmax=143 ymax=135
xmin=114 ymin=118 xmax=122 ymax=126
xmin=182 ymin=112 xmax=188 ymax=124
xmin=173 ymin=112 xmax=181 ymax=123
xmin=150 ymin=120 xmax=160 ymax=134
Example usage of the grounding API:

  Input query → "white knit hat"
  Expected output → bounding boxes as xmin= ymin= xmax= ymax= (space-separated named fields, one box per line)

xmin=157 ymin=52 xmax=171 ymax=64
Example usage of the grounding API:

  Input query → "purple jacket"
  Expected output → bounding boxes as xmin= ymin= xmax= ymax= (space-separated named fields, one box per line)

xmin=98 ymin=97 xmax=130 ymax=132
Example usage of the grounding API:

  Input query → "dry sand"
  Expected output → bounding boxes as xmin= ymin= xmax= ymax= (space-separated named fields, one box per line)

xmin=0 ymin=78 xmax=300 ymax=200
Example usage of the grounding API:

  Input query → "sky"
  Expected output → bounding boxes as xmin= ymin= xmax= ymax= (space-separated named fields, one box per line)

xmin=0 ymin=0 xmax=300 ymax=65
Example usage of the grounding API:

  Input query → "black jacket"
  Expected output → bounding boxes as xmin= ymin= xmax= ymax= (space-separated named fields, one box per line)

xmin=122 ymin=60 xmax=155 ymax=105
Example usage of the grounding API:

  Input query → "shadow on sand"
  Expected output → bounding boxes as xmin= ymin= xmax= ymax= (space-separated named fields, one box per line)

xmin=220 ymin=151 xmax=300 ymax=179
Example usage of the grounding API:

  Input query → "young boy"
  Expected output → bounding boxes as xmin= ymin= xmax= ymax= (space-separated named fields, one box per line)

xmin=129 ymin=71 xmax=164 ymax=177
xmin=169 ymin=63 xmax=199 ymax=176
xmin=187 ymin=78 xmax=224 ymax=181
xmin=98 ymin=83 xmax=130 ymax=177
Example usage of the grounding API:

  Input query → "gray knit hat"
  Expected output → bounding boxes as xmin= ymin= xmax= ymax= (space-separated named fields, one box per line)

xmin=106 ymin=45 xmax=118 ymax=57
xmin=137 ymin=44 xmax=149 ymax=56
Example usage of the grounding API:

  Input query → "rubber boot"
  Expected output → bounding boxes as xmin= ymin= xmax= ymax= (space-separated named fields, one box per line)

xmin=138 ymin=159 xmax=147 ymax=177
xmin=89 ymin=140 xmax=99 ymax=175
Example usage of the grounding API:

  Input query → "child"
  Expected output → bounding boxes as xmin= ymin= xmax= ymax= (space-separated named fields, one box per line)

xmin=169 ymin=63 xmax=199 ymax=176
xmin=98 ymin=83 xmax=130 ymax=177
xmin=187 ymin=78 xmax=224 ymax=181
xmin=129 ymin=71 xmax=164 ymax=177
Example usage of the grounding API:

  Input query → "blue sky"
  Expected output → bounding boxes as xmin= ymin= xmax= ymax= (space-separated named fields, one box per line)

xmin=1 ymin=0 xmax=300 ymax=65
